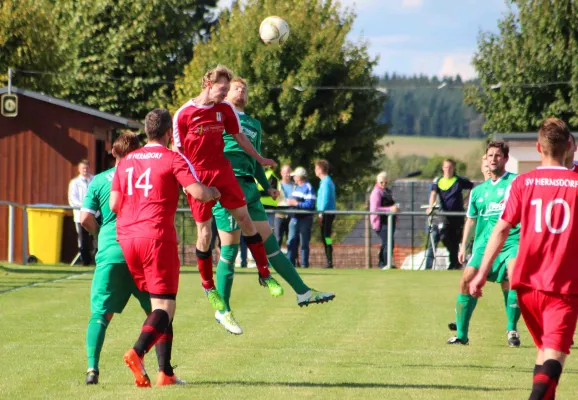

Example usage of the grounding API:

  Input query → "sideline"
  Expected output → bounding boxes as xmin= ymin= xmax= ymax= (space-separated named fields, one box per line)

xmin=0 ymin=270 xmax=92 ymax=295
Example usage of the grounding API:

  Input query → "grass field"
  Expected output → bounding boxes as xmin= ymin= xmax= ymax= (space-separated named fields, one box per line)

xmin=1 ymin=264 xmax=577 ymax=399
xmin=379 ymin=135 xmax=485 ymax=160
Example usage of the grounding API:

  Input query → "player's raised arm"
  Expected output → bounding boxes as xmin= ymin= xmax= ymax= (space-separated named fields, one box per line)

xmin=109 ymin=169 xmax=123 ymax=214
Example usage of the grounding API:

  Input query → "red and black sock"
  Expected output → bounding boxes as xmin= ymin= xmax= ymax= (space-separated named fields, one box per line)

xmin=196 ymin=249 xmax=215 ymax=289
xmin=133 ymin=309 xmax=169 ymax=358
xmin=154 ymin=322 xmax=174 ymax=376
xmin=530 ymin=359 xmax=562 ymax=400
xmin=243 ymin=233 xmax=270 ymax=279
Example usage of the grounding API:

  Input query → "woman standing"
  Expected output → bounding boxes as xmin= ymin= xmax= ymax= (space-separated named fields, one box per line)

xmin=370 ymin=172 xmax=399 ymax=269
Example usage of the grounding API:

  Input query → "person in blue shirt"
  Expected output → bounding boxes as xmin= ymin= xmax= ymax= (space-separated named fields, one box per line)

xmin=286 ymin=166 xmax=316 ymax=268
xmin=315 ymin=160 xmax=336 ymax=269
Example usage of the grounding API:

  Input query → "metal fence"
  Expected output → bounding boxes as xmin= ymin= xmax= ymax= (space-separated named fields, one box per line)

xmin=1 ymin=199 xmax=467 ymax=270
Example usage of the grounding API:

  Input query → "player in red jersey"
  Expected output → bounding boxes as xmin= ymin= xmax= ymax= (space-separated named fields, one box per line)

xmin=173 ymin=65 xmax=283 ymax=309
xmin=110 ymin=109 xmax=220 ymax=387
xmin=470 ymin=118 xmax=578 ymax=400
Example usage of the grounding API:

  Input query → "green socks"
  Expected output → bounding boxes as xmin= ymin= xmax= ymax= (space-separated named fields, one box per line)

xmin=86 ymin=314 xmax=110 ymax=371
xmin=504 ymin=289 xmax=521 ymax=331
xmin=456 ymin=293 xmax=477 ymax=342
xmin=216 ymin=244 xmax=238 ymax=312
xmin=263 ymin=234 xmax=310 ymax=294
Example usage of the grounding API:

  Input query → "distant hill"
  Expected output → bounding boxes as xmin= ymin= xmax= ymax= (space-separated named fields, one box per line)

xmin=378 ymin=74 xmax=485 ymax=138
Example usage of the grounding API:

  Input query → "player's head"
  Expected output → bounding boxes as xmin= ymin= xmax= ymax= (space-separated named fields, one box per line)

xmin=376 ymin=171 xmax=388 ymax=187
xmin=112 ymin=131 xmax=141 ymax=161
xmin=442 ymin=159 xmax=456 ymax=178
xmin=315 ymin=159 xmax=329 ymax=178
xmin=202 ymin=65 xmax=233 ymax=104
xmin=485 ymin=141 xmax=509 ymax=176
xmin=481 ymin=155 xmax=491 ymax=180
xmin=144 ymin=108 xmax=172 ymax=146
xmin=281 ymin=164 xmax=292 ymax=182
xmin=537 ymin=118 xmax=571 ymax=163
xmin=226 ymin=77 xmax=248 ymax=108
xmin=564 ymin=131 xmax=576 ymax=168
xmin=78 ymin=159 xmax=90 ymax=177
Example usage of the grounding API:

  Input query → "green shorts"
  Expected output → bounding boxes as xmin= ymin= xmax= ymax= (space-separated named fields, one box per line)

xmin=213 ymin=177 xmax=268 ymax=232
xmin=468 ymin=243 xmax=519 ymax=283
xmin=90 ymin=263 xmax=151 ymax=315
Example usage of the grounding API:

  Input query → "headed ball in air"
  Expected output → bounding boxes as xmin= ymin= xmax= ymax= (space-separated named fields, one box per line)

xmin=259 ymin=16 xmax=290 ymax=45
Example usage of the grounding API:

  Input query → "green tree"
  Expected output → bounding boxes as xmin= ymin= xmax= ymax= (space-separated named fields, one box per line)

xmin=53 ymin=0 xmax=217 ymax=119
xmin=465 ymin=1 xmax=578 ymax=133
xmin=0 ymin=0 xmax=66 ymax=92
xmin=172 ymin=0 xmax=386 ymax=191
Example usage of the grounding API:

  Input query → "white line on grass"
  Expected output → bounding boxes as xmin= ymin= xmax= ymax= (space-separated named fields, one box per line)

xmin=0 ymin=272 xmax=91 ymax=295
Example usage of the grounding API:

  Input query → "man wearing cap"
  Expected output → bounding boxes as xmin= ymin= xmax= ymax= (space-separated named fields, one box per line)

xmin=286 ymin=167 xmax=316 ymax=268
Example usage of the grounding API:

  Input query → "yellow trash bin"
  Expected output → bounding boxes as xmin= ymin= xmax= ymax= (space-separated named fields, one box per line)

xmin=27 ymin=206 xmax=67 ymax=264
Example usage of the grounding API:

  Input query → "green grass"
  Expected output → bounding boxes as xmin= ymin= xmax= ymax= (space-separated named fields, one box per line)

xmin=380 ymin=135 xmax=485 ymax=160
xmin=1 ymin=264 xmax=577 ymax=399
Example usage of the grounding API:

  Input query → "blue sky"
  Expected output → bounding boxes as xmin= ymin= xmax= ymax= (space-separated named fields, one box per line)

xmin=218 ymin=0 xmax=510 ymax=80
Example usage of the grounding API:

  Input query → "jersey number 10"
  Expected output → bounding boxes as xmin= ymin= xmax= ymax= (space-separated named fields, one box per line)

xmin=126 ymin=167 xmax=153 ymax=197
xmin=530 ymin=198 xmax=570 ymax=234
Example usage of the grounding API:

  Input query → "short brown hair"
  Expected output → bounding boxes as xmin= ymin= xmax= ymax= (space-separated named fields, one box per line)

xmin=145 ymin=109 xmax=172 ymax=141
xmin=202 ymin=65 xmax=233 ymax=89
xmin=486 ymin=141 xmax=509 ymax=158
xmin=315 ymin=159 xmax=329 ymax=174
xmin=443 ymin=158 xmax=456 ymax=167
xmin=78 ymin=159 xmax=89 ymax=166
xmin=113 ymin=132 xmax=140 ymax=159
xmin=231 ymin=77 xmax=248 ymax=88
xmin=538 ymin=117 xmax=570 ymax=158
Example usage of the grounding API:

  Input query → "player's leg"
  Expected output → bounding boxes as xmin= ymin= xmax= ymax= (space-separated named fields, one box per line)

xmin=448 ymin=265 xmax=479 ymax=345
xmin=194 ymin=217 xmax=226 ymax=311
xmin=497 ymin=251 xmax=521 ymax=347
xmin=321 ymin=215 xmax=334 ymax=268
xmin=253 ymin=219 xmax=335 ymax=306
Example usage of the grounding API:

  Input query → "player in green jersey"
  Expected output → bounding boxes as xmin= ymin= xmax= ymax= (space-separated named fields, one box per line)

xmin=211 ymin=77 xmax=335 ymax=334
xmin=447 ymin=141 xmax=522 ymax=346
xmin=80 ymin=133 xmax=182 ymax=385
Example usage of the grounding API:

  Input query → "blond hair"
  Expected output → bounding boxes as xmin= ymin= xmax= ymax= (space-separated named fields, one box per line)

xmin=231 ymin=76 xmax=248 ymax=88
xmin=202 ymin=65 xmax=233 ymax=89
xmin=113 ymin=131 xmax=140 ymax=159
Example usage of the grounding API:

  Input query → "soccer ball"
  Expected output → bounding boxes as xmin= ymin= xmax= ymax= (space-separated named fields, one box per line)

xmin=259 ymin=16 xmax=290 ymax=45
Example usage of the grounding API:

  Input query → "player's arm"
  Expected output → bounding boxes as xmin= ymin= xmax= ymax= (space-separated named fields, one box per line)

xmin=171 ymin=109 xmax=186 ymax=153
xmin=232 ymin=133 xmax=277 ymax=167
xmin=458 ymin=218 xmax=476 ymax=264
xmin=109 ymin=170 xmax=123 ymax=214
xmin=80 ymin=184 xmax=100 ymax=236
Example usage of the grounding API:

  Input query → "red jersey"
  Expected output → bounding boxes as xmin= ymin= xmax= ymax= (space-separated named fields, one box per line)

xmin=112 ymin=144 xmax=198 ymax=243
xmin=501 ymin=166 xmax=578 ymax=294
xmin=173 ymin=100 xmax=241 ymax=170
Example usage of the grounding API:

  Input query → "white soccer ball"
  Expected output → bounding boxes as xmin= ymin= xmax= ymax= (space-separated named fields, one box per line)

xmin=259 ymin=16 xmax=290 ymax=45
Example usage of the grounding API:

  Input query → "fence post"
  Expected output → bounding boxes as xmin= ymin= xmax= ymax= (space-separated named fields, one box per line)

xmin=22 ymin=206 xmax=28 ymax=264
xmin=386 ymin=214 xmax=394 ymax=269
xmin=365 ymin=191 xmax=371 ymax=269
xmin=8 ymin=204 xmax=14 ymax=263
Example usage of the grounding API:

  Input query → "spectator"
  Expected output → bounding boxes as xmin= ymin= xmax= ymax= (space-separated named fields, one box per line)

xmin=425 ymin=159 xmax=473 ymax=270
xmin=315 ymin=160 xmax=336 ymax=269
xmin=286 ymin=167 xmax=316 ymax=268
xmin=274 ymin=164 xmax=294 ymax=248
xmin=370 ymin=172 xmax=399 ymax=269
xmin=68 ymin=159 xmax=95 ymax=265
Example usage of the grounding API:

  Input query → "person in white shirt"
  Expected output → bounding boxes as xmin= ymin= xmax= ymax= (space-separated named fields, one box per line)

xmin=68 ymin=159 xmax=95 ymax=265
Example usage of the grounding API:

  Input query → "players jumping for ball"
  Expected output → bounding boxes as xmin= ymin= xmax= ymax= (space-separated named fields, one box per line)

xmin=173 ymin=66 xmax=283 ymax=310
xmin=211 ymin=77 xmax=335 ymax=334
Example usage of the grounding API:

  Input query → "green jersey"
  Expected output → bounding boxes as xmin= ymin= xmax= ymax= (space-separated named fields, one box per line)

xmin=467 ymin=171 xmax=520 ymax=253
xmin=222 ymin=111 xmax=269 ymax=188
xmin=82 ymin=167 xmax=124 ymax=265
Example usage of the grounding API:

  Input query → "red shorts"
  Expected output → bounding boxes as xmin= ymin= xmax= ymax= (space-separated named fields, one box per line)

xmin=118 ymin=238 xmax=180 ymax=295
xmin=187 ymin=167 xmax=246 ymax=222
xmin=517 ymin=287 xmax=578 ymax=354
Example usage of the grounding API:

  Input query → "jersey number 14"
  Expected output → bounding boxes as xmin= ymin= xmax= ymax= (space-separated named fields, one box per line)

xmin=530 ymin=198 xmax=570 ymax=234
xmin=126 ymin=167 xmax=153 ymax=197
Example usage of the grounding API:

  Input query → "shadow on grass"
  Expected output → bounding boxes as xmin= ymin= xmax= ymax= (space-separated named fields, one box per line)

xmin=0 ymin=265 xmax=92 ymax=275
xmin=190 ymin=380 xmax=517 ymax=391
xmin=179 ymin=269 xmax=339 ymax=276
xmin=403 ymin=364 xmax=578 ymax=375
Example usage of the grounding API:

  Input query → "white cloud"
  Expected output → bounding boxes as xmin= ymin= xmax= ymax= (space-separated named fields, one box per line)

xmin=438 ymin=53 xmax=477 ymax=80
xmin=401 ymin=0 xmax=423 ymax=9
